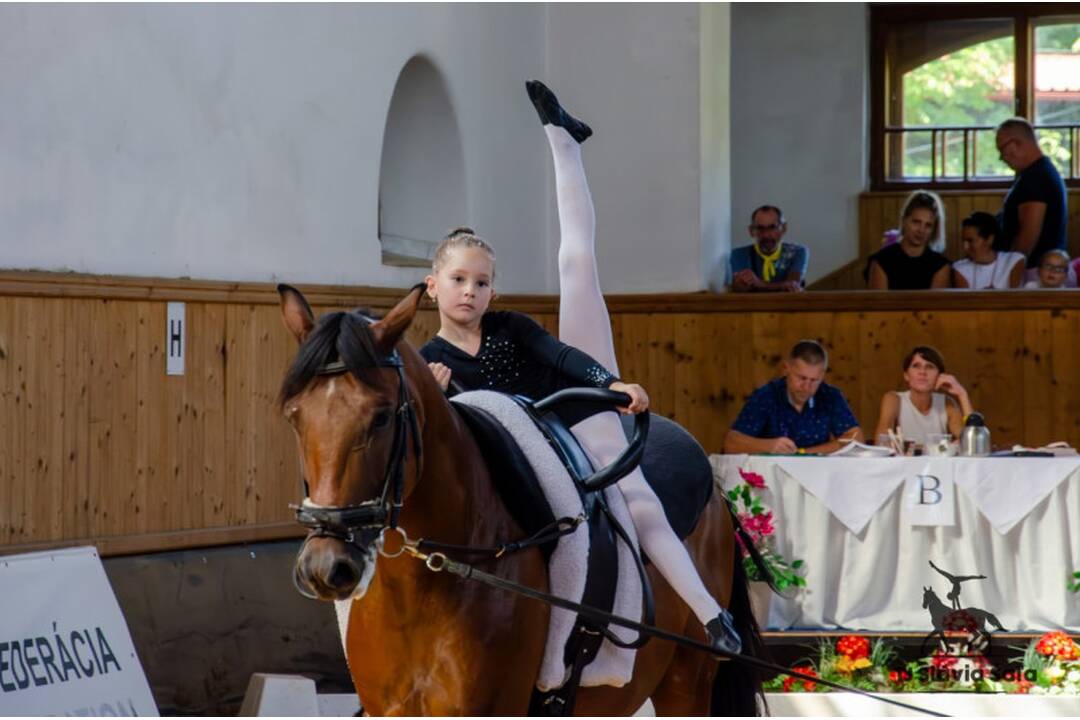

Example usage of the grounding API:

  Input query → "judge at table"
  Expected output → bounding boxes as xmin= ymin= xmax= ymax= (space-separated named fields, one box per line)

xmin=723 ymin=340 xmax=863 ymax=455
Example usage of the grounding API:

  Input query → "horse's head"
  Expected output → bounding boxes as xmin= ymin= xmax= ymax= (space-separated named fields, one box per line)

xmin=278 ymin=283 xmax=427 ymax=601
xmin=922 ymin=586 xmax=933 ymax=609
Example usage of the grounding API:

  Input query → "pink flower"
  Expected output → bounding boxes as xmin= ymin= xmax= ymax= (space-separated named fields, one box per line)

xmin=743 ymin=511 xmax=775 ymax=538
xmin=739 ymin=468 xmax=766 ymax=488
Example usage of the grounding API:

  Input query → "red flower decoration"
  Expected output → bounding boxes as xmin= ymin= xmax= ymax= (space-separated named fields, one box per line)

xmin=738 ymin=468 xmax=766 ymax=489
xmin=781 ymin=665 xmax=818 ymax=692
xmin=1035 ymin=631 xmax=1080 ymax=660
xmin=929 ymin=649 xmax=958 ymax=670
xmin=835 ymin=634 xmax=870 ymax=660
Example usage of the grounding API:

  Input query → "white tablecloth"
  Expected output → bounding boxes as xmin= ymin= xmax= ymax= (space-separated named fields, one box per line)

xmin=712 ymin=454 xmax=1080 ymax=631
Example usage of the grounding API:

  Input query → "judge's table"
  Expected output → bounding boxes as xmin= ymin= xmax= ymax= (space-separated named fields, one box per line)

xmin=712 ymin=453 xmax=1080 ymax=632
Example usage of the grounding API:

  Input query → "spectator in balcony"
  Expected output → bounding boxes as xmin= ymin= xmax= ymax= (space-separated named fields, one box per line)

xmin=952 ymin=211 xmax=1025 ymax=289
xmin=995 ymin=117 xmax=1067 ymax=278
xmin=728 ymin=205 xmax=808 ymax=292
xmin=1023 ymin=249 xmax=1071 ymax=289
xmin=723 ymin=340 xmax=863 ymax=455
xmin=865 ymin=190 xmax=951 ymax=290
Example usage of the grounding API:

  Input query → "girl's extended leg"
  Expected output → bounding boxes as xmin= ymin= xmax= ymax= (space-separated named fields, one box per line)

xmin=530 ymin=80 xmax=741 ymax=653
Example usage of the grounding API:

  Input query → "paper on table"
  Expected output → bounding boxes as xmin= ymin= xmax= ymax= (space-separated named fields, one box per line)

xmin=830 ymin=440 xmax=894 ymax=458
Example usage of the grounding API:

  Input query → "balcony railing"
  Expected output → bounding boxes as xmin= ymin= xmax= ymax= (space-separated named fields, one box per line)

xmin=883 ymin=123 xmax=1080 ymax=185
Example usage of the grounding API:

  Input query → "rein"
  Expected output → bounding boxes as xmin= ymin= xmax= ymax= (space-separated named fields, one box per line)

xmin=287 ymin=340 xmax=946 ymax=717
xmin=390 ymin=533 xmax=950 ymax=718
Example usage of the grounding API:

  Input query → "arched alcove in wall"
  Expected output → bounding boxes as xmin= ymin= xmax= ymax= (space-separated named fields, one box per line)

xmin=378 ymin=56 xmax=467 ymax=266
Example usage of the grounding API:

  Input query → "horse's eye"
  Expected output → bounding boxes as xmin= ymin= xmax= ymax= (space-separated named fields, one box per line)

xmin=371 ymin=410 xmax=392 ymax=430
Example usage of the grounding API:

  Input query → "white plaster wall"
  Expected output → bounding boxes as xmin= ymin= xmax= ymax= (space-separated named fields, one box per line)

xmin=729 ymin=3 xmax=868 ymax=285
xmin=700 ymin=4 xmax=732 ymax=291
xmin=0 ymin=3 xmax=550 ymax=290
xmin=545 ymin=3 xmax=705 ymax=293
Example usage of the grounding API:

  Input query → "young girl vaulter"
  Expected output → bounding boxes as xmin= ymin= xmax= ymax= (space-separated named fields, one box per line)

xmin=420 ymin=80 xmax=741 ymax=656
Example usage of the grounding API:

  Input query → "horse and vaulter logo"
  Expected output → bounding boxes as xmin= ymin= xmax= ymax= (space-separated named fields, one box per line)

xmin=920 ymin=560 xmax=1007 ymax=669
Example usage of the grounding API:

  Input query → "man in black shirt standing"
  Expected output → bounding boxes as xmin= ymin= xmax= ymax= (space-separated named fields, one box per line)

xmin=995 ymin=118 xmax=1068 ymax=280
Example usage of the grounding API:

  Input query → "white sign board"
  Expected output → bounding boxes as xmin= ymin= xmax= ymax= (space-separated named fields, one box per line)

xmin=904 ymin=459 xmax=956 ymax=527
xmin=166 ymin=302 xmax=185 ymax=376
xmin=0 ymin=546 xmax=158 ymax=716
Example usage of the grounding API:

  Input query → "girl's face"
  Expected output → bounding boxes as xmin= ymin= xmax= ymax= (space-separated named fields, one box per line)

xmin=425 ymin=246 xmax=495 ymax=326
xmin=961 ymin=226 xmax=993 ymax=261
xmin=902 ymin=207 xmax=936 ymax=248
xmin=1038 ymin=254 xmax=1069 ymax=288
xmin=904 ymin=353 xmax=940 ymax=394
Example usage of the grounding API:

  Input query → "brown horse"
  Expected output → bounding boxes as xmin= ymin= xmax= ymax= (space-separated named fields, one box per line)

xmin=277 ymin=283 xmax=763 ymax=716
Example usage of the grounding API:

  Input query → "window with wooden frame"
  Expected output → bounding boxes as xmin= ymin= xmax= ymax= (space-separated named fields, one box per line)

xmin=871 ymin=3 xmax=1080 ymax=189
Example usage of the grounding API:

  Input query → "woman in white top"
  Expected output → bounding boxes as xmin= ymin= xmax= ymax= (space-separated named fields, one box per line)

xmin=952 ymin=211 xmax=1025 ymax=289
xmin=873 ymin=346 xmax=975 ymax=446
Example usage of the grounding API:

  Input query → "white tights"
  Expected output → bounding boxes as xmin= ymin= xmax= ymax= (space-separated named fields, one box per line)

xmin=544 ymin=126 xmax=723 ymax=627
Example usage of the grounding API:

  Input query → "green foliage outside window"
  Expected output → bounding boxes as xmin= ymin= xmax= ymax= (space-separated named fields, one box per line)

xmin=898 ymin=22 xmax=1080 ymax=180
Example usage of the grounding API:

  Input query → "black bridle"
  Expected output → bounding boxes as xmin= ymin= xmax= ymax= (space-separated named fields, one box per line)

xmin=291 ymin=349 xmax=423 ymax=546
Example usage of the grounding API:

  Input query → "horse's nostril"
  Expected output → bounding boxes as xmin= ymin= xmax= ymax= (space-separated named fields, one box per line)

xmin=328 ymin=557 xmax=360 ymax=591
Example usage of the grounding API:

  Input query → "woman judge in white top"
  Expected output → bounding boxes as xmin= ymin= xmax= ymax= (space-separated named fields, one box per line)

xmin=873 ymin=346 xmax=975 ymax=446
xmin=952 ymin=211 xmax=1025 ymax=289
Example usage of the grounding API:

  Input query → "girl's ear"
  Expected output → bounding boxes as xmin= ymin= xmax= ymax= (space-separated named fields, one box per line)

xmin=424 ymin=274 xmax=438 ymax=300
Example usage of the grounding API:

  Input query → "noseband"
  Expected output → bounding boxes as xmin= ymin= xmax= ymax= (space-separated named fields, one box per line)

xmin=292 ymin=349 xmax=422 ymax=548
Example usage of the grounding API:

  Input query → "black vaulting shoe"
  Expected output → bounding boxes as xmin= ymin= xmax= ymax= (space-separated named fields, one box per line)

xmin=705 ymin=608 xmax=743 ymax=656
xmin=526 ymin=79 xmax=593 ymax=144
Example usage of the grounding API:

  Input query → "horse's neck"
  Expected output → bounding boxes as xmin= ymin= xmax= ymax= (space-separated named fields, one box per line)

xmin=406 ymin=389 xmax=512 ymax=549
xmin=929 ymin=593 xmax=949 ymax=615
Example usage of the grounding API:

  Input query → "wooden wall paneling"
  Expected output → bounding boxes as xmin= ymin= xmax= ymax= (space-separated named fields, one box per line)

xmin=62 ymin=300 xmax=92 ymax=539
xmin=857 ymin=311 xmax=901 ymax=438
xmin=614 ymin=313 xmax=647 ymax=398
xmin=975 ymin=311 xmax=1025 ymax=445
xmin=134 ymin=301 xmax=158 ymax=535
xmin=693 ymin=314 xmax=722 ymax=454
xmin=1049 ymin=309 xmax=1080 ymax=442
xmin=111 ymin=301 xmax=139 ymax=536
xmin=221 ymin=305 xmax=244 ymax=527
xmin=256 ymin=304 xmax=298 ymax=525
xmin=196 ymin=302 xmax=227 ymax=527
xmin=1021 ymin=310 xmax=1054 ymax=447
xmin=39 ymin=300 xmax=66 ymax=541
xmin=87 ymin=299 xmax=115 ymax=537
xmin=749 ymin=312 xmax=784 ymax=391
xmin=673 ymin=313 xmax=700 ymax=448
xmin=647 ymin=314 xmax=677 ymax=423
xmin=0 ymin=299 xmax=11 ymax=543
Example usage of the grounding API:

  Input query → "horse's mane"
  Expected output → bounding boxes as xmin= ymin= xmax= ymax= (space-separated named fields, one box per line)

xmin=278 ymin=308 xmax=385 ymax=406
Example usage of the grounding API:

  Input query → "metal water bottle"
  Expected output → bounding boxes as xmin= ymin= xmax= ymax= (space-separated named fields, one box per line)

xmin=960 ymin=412 xmax=991 ymax=456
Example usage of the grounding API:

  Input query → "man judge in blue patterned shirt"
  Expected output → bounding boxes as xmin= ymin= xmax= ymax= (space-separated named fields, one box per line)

xmin=723 ymin=340 xmax=863 ymax=455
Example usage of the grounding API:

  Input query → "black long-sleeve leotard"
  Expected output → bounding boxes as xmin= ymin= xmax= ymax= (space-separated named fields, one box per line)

xmin=419 ymin=311 xmax=618 ymax=399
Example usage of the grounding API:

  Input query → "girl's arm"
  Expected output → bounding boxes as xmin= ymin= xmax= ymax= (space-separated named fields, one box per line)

xmin=506 ymin=311 xmax=618 ymax=387
xmin=504 ymin=311 xmax=648 ymax=412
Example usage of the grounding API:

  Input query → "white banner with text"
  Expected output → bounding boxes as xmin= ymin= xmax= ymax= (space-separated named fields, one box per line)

xmin=0 ymin=546 xmax=157 ymax=716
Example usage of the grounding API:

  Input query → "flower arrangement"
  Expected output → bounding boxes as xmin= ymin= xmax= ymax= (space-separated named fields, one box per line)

xmin=763 ymin=634 xmax=898 ymax=693
xmin=727 ymin=467 xmax=806 ymax=593
xmin=763 ymin=631 xmax=1080 ymax=695
xmin=1017 ymin=631 xmax=1080 ymax=696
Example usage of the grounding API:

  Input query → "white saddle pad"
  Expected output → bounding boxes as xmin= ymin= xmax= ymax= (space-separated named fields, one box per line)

xmin=452 ymin=390 xmax=643 ymax=690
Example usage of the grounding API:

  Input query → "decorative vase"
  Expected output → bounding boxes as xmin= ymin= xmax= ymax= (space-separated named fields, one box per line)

xmin=749 ymin=581 xmax=773 ymax=629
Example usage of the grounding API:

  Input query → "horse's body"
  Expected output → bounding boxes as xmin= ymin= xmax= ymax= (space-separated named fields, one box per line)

xmin=278 ymin=285 xmax=761 ymax=716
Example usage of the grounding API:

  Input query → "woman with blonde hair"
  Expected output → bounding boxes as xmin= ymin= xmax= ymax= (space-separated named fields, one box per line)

xmin=866 ymin=190 xmax=951 ymax=290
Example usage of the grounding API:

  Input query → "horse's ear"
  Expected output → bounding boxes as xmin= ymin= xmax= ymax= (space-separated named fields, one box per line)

xmin=278 ymin=283 xmax=315 ymax=344
xmin=372 ymin=283 xmax=426 ymax=354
